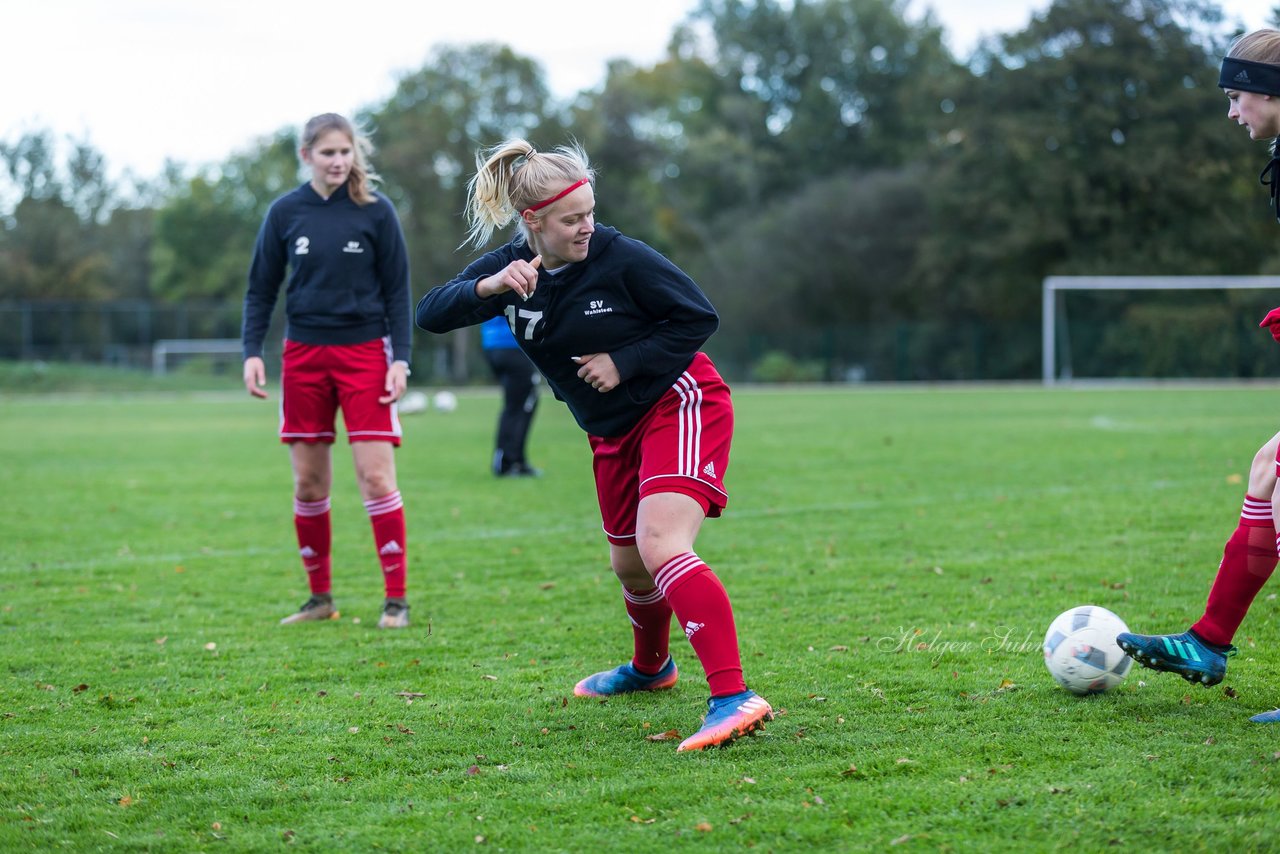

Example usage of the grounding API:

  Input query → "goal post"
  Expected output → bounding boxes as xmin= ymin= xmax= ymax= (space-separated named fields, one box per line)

xmin=1042 ymin=275 xmax=1280 ymax=385
xmin=151 ymin=338 xmax=243 ymax=375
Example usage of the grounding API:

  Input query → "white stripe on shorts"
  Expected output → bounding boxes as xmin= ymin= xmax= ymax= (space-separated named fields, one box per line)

xmin=672 ymin=371 xmax=704 ymax=478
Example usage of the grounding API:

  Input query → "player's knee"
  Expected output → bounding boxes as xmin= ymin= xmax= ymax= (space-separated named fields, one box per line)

xmin=635 ymin=534 xmax=682 ymax=576
xmin=292 ymin=472 xmax=328 ymax=500
xmin=1248 ymin=449 xmax=1277 ymax=496
xmin=610 ymin=546 xmax=652 ymax=587
xmin=358 ymin=471 xmax=395 ymax=498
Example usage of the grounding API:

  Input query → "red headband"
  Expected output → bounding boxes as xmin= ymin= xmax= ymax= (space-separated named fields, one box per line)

xmin=522 ymin=178 xmax=590 ymax=215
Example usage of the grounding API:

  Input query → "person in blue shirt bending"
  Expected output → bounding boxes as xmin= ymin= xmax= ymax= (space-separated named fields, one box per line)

xmin=481 ymin=315 xmax=542 ymax=477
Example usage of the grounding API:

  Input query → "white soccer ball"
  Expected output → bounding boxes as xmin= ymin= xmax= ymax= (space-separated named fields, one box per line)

xmin=1043 ymin=605 xmax=1132 ymax=695
xmin=398 ymin=390 xmax=428 ymax=415
xmin=432 ymin=390 xmax=458 ymax=413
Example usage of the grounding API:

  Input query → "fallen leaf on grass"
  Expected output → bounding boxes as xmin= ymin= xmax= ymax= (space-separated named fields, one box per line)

xmin=840 ymin=764 xmax=859 ymax=777
xmin=1223 ymin=686 xmax=1239 ymax=699
xmin=539 ymin=582 xmax=555 ymax=590
xmin=890 ymin=834 xmax=912 ymax=845
xmin=828 ymin=645 xmax=848 ymax=652
xmin=645 ymin=729 xmax=680 ymax=741
xmin=629 ymin=816 xmax=656 ymax=824
xmin=996 ymin=679 xmax=1017 ymax=692
xmin=204 ymin=643 xmax=217 ymax=651
xmin=397 ymin=692 xmax=426 ymax=699
xmin=466 ymin=765 xmax=480 ymax=776
xmin=154 ymin=637 xmax=167 ymax=645
xmin=73 ymin=684 xmax=88 ymax=693
xmin=729 ymin=813 xmax=752 ymax=825
xmin=695 ymin=822 xmax=713 ymax=832
xmin=481 ymin=675 xmax=498 ymax=681
xmin=118 ymin=795 xmax=134 ymax=807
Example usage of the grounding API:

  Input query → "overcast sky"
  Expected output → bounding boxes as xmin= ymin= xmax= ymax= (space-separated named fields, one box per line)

xmin=1 ymin=0 xmax=1274 ymax=182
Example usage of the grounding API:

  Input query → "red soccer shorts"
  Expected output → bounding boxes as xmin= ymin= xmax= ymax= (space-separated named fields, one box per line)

xmin=589 ymin=352 xmax=732 ymax=545
xmin=279 ymin=338 xmax=402 ymax=445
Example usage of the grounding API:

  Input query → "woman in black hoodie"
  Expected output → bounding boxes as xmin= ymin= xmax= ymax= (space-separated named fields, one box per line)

xmin=417 ymin=139 xmax=773 ymax=752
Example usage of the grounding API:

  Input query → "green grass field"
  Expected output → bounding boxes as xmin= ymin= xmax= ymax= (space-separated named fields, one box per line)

xmin=3 ymin=382 xmax=1280 ymax=851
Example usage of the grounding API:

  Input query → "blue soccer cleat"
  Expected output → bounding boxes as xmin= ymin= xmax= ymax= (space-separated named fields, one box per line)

xmin=1115 ymin=630 xmax=1234 ymax=687
xmin=676 ymin=689 xmax=773 ymax=752
xmin=573 ymin=656 xmax=679 ymax=697
xmin=1250 ymin=708 xmax=1280 ymax=723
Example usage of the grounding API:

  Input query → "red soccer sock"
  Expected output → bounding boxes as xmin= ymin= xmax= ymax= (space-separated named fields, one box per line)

xmin=654 ymin=552 xmax=746 ymax=697
xmin=294 ymin=496 xmax=332 ymax=595
xmin=365 ymin=491 xmax=407 ymax=599
xmin=622 ymin=585 xmax=674 ymax=675
xmin=1192 ymin=494 xmax=1278 ymax=646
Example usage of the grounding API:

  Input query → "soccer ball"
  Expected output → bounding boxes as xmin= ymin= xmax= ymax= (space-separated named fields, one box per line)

xmin=398 ymin=390 xmax=429 ymax=415
xmin=432 ymin=390 xmax=458 ymax=413
xmin=1043 ymin=605 xmax=1132 ymax=695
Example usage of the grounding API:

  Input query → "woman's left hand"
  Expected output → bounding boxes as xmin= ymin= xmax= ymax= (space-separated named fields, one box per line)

xmin=572 ymin=353 xmax=619 ymax=393
xmin=380 ymin=361 xmax=410 ymax=404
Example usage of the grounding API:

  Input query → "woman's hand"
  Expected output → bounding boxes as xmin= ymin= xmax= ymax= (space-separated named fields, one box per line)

xmin=572 ymin=353 xmax=620 ymax=393
xmin=380 ymin=361 xmax=410 ymax=404
xmin=243 ymin=356 xmax=268 ymax=399
xmin=477 ymin=255 xmax=542 ymax=301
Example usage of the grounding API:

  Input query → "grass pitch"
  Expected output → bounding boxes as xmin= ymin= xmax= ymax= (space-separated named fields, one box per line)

xmin=2 ymin=381 xmax=1280 ymax=850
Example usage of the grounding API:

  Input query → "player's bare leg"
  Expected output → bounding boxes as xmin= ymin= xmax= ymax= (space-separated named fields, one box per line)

xmin=572 ymin=544 xmax=679 ymax=697
xmin=280 ymin=442 xmax=338 ymax=624
xmin=634 ymin=492 xmax=772 ymax=751
xmin=352 ymin=441 xmax=409 ymax=628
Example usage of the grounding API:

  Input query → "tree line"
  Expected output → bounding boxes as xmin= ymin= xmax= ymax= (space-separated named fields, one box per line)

xmin=2 ymin=0 xmax=1277 ymax=381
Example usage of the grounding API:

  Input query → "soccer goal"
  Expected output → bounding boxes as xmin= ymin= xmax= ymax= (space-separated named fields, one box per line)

xmin=151 ymin=338 xmax=243 ymax=375
xmin=1042 ymin=275 xmax=1280 ymax=385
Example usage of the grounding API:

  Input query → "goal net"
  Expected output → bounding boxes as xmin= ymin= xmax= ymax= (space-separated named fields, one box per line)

xmin=1042 ymin=276 xmax=1280 ymax=384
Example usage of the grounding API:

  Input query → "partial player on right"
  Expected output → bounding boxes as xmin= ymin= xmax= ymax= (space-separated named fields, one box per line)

xmin=1117 ymin=29 xmax=1280 ymax=722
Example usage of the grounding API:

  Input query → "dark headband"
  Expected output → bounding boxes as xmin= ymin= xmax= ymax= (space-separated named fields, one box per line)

xmin=1219 ymin=56 xmax=1280 ymax=95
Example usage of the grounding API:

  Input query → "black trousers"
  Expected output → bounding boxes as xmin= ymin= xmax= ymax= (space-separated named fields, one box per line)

xmin=485 ymin=347 xmax=540 ymax=472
